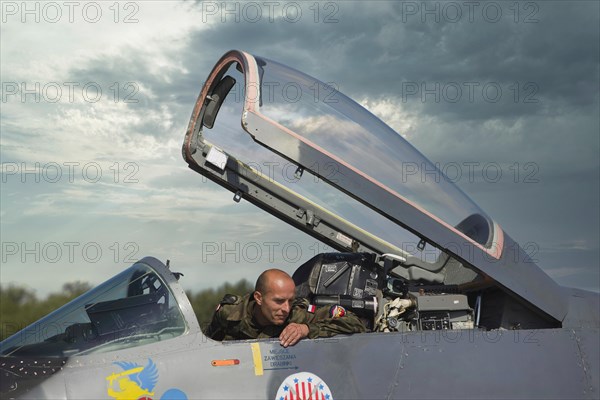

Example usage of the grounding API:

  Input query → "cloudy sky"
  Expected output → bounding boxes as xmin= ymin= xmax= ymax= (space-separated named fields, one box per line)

xmin=1 ymin=1 xmax=598 ymax=298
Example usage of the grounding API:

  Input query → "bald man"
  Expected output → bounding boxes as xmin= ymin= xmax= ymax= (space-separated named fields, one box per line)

xmin=206 ymin=269 xmax=366 ymax=347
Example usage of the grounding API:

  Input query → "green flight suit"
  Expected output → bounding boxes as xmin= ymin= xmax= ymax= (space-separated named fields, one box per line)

xmin=206 ymin=293 xmax=366 ymax=341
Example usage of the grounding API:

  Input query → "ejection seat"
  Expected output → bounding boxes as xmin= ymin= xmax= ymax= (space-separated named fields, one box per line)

xmin=292 ymin=253 xmax=382 ymax=330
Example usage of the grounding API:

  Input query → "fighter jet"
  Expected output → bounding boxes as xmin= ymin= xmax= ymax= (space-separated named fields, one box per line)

xmin=1 ymin=50 xmax=598 ymax=400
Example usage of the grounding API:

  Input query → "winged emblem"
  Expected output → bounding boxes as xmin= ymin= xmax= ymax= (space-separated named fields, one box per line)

xmin=107 ymin=359 xmax=159 ymax=400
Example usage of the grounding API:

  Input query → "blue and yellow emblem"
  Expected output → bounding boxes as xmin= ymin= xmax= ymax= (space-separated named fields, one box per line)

xmin=105 ymin=358 xmax=187 ymax=400
xmin=107 ymin=359 xmax=158 ymax=400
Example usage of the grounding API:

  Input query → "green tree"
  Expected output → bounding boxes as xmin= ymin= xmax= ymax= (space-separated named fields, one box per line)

xmin=1 ymin=284 xmax=41 ymax=340
xmin=0 ymin=282 xmax=91 ymax=341
xmin=187 ymin=279 xmax=253 ymax=330
xmin=0 ymin=279 xmax=253 ymax=341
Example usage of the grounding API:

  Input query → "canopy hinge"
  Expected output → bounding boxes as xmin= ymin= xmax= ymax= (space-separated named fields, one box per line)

xmin=296 ymin=208 xmax=321 ymax=227
xmin=233 ymin=190 xmax=243 ymax=203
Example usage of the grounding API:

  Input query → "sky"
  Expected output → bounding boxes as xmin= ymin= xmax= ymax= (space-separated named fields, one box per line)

xmin=1 ymin=0 xmax=598 ymax=298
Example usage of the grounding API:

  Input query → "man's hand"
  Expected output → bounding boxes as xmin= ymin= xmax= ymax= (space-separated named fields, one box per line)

xmin=279 ymin=323 xmax=309 ymax=347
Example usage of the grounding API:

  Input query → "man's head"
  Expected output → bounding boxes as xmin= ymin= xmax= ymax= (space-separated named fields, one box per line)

xmin=253 ymin=269 xmax=295 ymax=326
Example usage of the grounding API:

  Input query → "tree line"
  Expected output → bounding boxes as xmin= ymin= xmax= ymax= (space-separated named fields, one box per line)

xmin=0 ymin=280 xmax=253 ymax=341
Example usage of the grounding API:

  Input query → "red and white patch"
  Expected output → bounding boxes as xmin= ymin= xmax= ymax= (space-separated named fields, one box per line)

xmin=307 ymin=304 xmax=316 ymax=313
xmin=275 ymin=372 xmax=333 ymax=400
xmin=329 ymin=305 xmax=346 ymax=318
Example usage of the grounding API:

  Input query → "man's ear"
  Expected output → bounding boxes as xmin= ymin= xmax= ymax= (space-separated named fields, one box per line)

xmin=253 ymin=291 xmax=262 ymax=305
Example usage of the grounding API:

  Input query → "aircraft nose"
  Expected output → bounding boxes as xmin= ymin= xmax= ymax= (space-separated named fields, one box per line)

xmin=0 ymin=356 xmax=67 ymax=398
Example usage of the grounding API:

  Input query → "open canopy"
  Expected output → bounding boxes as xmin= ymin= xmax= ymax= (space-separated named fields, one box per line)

xmin=183 ymin=50 xmax=567 ymax=322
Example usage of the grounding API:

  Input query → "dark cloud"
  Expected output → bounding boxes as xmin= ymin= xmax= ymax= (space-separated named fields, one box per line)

xmin=3 ymin=1 xmax=597 ymax=293
xmin=182 ymin=1 xmax=598 ymax=124
xmin=177 ymin=1 xmax=599 ymax=291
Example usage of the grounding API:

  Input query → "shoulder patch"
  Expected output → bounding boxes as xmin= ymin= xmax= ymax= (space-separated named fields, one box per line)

xmin=329 ymin=305 xmax=346 ymax=318
xmin=220 ymin=294 xmax=240 ymax=305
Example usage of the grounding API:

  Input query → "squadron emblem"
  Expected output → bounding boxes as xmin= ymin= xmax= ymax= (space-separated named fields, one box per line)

xmin=106 ymin=359 xmax=188 ymax=400
xmin=275 ymin=372 xmax=333 ymax=400
xmin=107 ymin=359 xmax=158 ymax=400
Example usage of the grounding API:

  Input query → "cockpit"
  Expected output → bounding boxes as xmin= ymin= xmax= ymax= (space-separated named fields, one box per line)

xmin=0 ymin=240 xmax=561 ymax=362
xmin=0 ymin=259 xmax=187 ymax=358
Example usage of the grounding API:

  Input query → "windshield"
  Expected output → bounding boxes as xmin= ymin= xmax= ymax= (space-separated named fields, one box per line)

xmin=254 ymin=57 xmax=493 ymax=246
xmin=197 ymin=55 xmax=497 ymax=259
xmin=200 ymin=61 xmax=433 ymax=259
xmin=0 ymin=262 xmax=187 ymax=358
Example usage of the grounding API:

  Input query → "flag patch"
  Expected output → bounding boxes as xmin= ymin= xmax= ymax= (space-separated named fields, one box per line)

xmin=329 ymin=305 xmax=346 ymax=318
